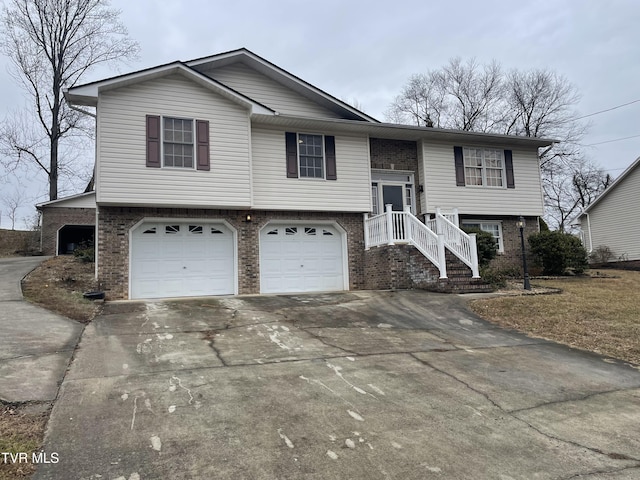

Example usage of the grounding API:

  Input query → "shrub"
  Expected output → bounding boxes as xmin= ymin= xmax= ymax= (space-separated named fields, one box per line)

xmin=589 ymin=245 xmax=613 ymax=264
xmin=462 ymin=227 xmax=498 ymax=266
xmin=528 ymin=231 xmax=588 ymax=275
xmin=73 ymin=241 xmax=95 ymax=263
xmin=479 ymin=265 xmax=521 ymax=289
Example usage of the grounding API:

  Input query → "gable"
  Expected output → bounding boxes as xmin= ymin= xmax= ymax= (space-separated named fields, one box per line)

xmin=194 ymin=62 xmax=344 ymax=120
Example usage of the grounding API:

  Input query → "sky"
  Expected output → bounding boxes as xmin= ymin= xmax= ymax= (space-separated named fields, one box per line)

xmin=1 ymin=0 xmax=639 ymax=228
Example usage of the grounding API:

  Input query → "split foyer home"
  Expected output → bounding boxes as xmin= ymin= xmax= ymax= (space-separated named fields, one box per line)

xmin=46 ymin=48 xmax=552 ymax=300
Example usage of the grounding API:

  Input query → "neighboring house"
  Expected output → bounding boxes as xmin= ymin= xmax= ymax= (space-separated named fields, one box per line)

xmin=64 ymin=48 xmax=552 ymax=300
xmin=37 ymin=191 xmax=96 ymax=255
xmin=578 ymin=156 xmax=640 ymax=263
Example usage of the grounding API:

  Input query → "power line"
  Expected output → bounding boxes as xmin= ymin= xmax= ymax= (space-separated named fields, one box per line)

xmin=576 ymin=99 xmax=640 ymax=121
xmin=586 ymin=133 xmax=640 ymax=146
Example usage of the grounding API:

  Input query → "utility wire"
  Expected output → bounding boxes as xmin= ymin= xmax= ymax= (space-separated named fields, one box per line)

xmin=586 ymin=133 xmax=640 ymax=146
xmin=575 ymin=98 xmax=640 ymax=121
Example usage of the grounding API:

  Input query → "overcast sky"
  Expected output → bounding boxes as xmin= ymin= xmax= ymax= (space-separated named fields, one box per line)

xmin=1 ymin=0 xmax=639 ymax=228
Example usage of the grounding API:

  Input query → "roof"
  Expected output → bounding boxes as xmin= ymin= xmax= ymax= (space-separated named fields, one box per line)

xmin=36 ymin=191 xmax=96 ymax=209
xmin=251 ymin=114 xmax=556 ymax=147
xmin=64 ymin=62 xmax=274 ymax=115
xmin=581 ymin=156 xmax=640 ymax=215
xmin=185 ymin=48 xmax=378 ymax=123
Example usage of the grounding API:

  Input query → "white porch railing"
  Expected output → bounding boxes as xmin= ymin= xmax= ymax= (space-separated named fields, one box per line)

xmin=365 ymin=205 xmax=447 ymax=279
xmin=364 ymin=205 xmax=480 ymax=280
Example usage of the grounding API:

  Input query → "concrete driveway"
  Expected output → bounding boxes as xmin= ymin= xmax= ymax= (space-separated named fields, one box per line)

xmin=0 ymin=256 xmax=83 ymax=403
xmin=36 ymin=291 xmax=640 ymax=479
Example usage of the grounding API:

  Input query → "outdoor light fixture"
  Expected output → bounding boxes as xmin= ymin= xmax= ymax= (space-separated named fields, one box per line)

xmin=245 ymin=213 xmax=252 ymax=222
xmin=518 ymin=215 xmax=531 ymax=290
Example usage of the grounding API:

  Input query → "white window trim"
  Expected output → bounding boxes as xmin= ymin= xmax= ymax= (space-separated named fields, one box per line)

xmin=297 ymin=132 xmax=326 ymax=180
xmin=462 ymin=219 xmax=504 ymax=253
xmin=162 ymin=116 xmax=196 ymax=170
xmin=463 ymin=147 xmax=506 ymax=189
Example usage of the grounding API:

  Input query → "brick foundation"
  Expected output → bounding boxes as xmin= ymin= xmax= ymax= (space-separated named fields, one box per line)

xmin=40 ymin=207 xmax=96 ymax=255
xmin=97 ymin=207 xmax=366 ymax=300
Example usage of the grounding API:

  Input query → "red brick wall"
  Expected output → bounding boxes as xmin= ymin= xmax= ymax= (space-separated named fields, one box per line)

xmin=370 ymin=138 xmax=419 ymax=172
xmin=40 ymin=207 xmax=96 ymax=255
xmin=364 ymin=244 xmax=442 ymax=290
xmin=97 ymin=207 xmax=366 ymax=299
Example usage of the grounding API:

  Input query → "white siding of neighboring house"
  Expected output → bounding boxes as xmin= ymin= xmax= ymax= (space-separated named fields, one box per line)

xmin=197 ymin=63 xmax=343 ymax=119
xmin=45 ymin=193 xmax=96 ymax=209
xmin=584 ymin=164 xmax=640 ymax=261
xmin=251 ymin=127 xmax=371 ymax=212
xmin=422 ymin=142 xmax=545 ymax=216
xmin=96 ymin=74 xmax=251 ymax=207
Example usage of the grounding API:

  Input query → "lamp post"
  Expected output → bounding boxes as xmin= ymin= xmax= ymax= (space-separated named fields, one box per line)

xmin=517 ymin=216 xmax=531 ymax=291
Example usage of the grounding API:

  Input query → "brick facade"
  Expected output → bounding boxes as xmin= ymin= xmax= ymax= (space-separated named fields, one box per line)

xmin=40 ymin=207 xmax=96 ymax=255
xmin=97 ymin=207 xmax=366 ymax=300
xmin=370 ymin=138 xmax=418 ymax=172
xmin=364 ymin=244 xmax=441 ymax=290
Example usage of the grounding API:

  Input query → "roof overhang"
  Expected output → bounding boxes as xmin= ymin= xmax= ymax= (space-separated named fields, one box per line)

xmin=186 ymin=48 xmax=379 ymax=123
xmin=36 ymin=191 xmax=96 ymax=209
xmin=251 ymin=114 xmax=556 ymax=148
xmin=64 ymin=62 xmax=274 ymax=115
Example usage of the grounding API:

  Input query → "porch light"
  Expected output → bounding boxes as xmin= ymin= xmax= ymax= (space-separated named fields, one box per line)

xmin=245 ymin=213 xmax=252 ymax=222
xmin=517 ymin=216 xmax=531 ymax=290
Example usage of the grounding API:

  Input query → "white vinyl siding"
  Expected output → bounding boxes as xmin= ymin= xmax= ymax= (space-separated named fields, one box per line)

xmin=251 ymin=127 xmax=371 ymax=211
xmin=44 ymin=193 xmax=96 ymax=209
xmin=422 ymin=142 xmax=544 ymax=216
xmin=584 ymin=164 xmax=640 ymax=261
xmin=197 ymin=63 xmax=342 ymax=119
xmin=96 ymin=74 xmax=251 ymax=207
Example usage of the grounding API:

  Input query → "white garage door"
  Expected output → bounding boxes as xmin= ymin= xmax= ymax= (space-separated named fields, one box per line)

xmin=260 ymin=224 xmax=345 ymax=293
xmin=131 ymin=221 xmax=235 ymax=299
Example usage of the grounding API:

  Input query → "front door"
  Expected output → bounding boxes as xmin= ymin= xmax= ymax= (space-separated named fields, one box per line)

xmin=382 ymin=185 xmax=404 ymax=211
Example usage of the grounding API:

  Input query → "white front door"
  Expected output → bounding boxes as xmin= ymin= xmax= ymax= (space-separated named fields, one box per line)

xmin=130 ymin=221 xmax=235 ymax=299
xmin=260 ymin=224 xmax=346 ymax=294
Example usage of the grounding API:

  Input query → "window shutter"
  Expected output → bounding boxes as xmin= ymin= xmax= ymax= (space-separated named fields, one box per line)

xmin=504 ymin=149 xmax=515 ymax=188
xmin=454 ymin=146 xmax=465 ymax=186
xmin=146 ymin=115 xmax=161 ymax=168
xmin=196 ymin=120 xmax=210 ymax=171
xmin=285 ymin=132 xmax=298 ymax=178
xmin=325 ymin=135 xmax=337 ymax=180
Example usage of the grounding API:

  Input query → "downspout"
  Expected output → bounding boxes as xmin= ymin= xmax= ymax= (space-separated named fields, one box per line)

xmin=585 ymin=211 xmax=593 ymax=253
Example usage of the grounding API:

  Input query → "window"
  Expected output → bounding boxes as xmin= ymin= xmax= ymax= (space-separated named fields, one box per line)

xmin=298 ymin=134 xmax=324 ymax=178
xmin=463 ymin=148 xmax=504 ymax=187
xmin=462 ymin=221 xmax=504 ymax=253
xmin=163 ymin=117 xmax=194 ymax=168
xmin=371 ymin=183 xmax=379 ymax=215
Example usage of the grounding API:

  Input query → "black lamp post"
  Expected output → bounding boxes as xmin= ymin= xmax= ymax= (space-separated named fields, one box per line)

xmin=517 ymin=216 xmax=531 ymax=291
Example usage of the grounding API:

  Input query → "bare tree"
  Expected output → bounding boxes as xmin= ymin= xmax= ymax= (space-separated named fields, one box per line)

xmin=1 ymin=188 xmax=27 ymax=230
xmin=386 ymin=58 xmax=602 ymax=230
xmin=0 ymin=0 xmax=139 ymax=200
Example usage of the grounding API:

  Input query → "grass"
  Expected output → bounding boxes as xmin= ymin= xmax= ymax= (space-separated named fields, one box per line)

xmin=470 ymin=269 xmax=640 ymax=365
xmin=0 ymin=404 xmax=49 ymax=480
xmin=21 ymin=255 xmax=100 ymax=323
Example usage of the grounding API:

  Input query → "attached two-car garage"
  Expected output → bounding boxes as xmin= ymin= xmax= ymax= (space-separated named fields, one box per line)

xmin=129 ymin=220 xmax=347 ymax=299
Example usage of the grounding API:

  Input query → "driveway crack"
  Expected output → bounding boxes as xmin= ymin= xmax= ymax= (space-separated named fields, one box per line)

xmin=410 ymin=353 xmax=640 ymax=464
xmin=556 ymin=463 xmax=640 ymax=479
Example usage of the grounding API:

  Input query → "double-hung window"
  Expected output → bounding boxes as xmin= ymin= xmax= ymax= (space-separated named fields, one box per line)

xmin=462 ymin=220 xmax=504 ymax=253
xmin=463 ymin=148 xmax=505 ymax=187
xmin=298 ymin=133 xmax=324 ymax=179
xmin=163 ymin=117 xmax=194 ymax=168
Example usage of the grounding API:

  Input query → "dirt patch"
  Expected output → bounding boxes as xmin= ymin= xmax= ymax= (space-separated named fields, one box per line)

xmin=21 ymin=256 xmax=100 ymax=323
xmin=0 ymin=403 xmax=49 ymax=479
xmin=470 ymin=270 xmax=640 ymax=365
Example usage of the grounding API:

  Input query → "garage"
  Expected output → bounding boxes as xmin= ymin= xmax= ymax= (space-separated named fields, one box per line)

xmin=130 ymin=221 xmax=235 ymax=299
xmin=260 ymin=223 xmax=346 ymax=293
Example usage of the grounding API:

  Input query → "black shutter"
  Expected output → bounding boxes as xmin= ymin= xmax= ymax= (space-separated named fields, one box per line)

xmin=196 ymin=120 xmax=210 ymax=171
xmin=285 ymin=132 xmax=298 ymax=178
xmin=325 ymin=135 xmax=337 ymax=180
xmin=454 ymin=146 xmax=465 ymax=186
xmin=504 ymin=149 xmax=515 ymax=188
xmin=146 ymin=115 xmax=161 ymax=168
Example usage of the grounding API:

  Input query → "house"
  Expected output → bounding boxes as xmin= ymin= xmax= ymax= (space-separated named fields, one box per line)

xmin=578 ymin=156 xmax=640 ymax=263
xmin=37 ymin=191 xmax=96 ymax=255
xmin=62 ymin=48 xmax=552 ymax=300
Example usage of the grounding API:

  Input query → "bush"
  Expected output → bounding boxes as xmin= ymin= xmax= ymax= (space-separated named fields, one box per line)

xmin=589 ymin=245 xmax=613 ymax=264
xmin=73 ymin=240 xmax=95 ymax=263
xmin=462 ymin=227 xmax=498 ymax=266
xmin=528 ymin=231 xmax=588 ymax=275
xmin=479 ymin=265 xmax=521 ymax=289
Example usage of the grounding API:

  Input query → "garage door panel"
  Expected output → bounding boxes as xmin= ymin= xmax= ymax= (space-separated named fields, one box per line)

xmin=260 ymin=224 xmax=345 ymax=294
xmin=131 ymin=221 xmax=235 ymax=299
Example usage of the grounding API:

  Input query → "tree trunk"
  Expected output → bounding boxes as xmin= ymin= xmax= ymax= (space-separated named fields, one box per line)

xmin=49 ymin=133 xmax=58 ymax=200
